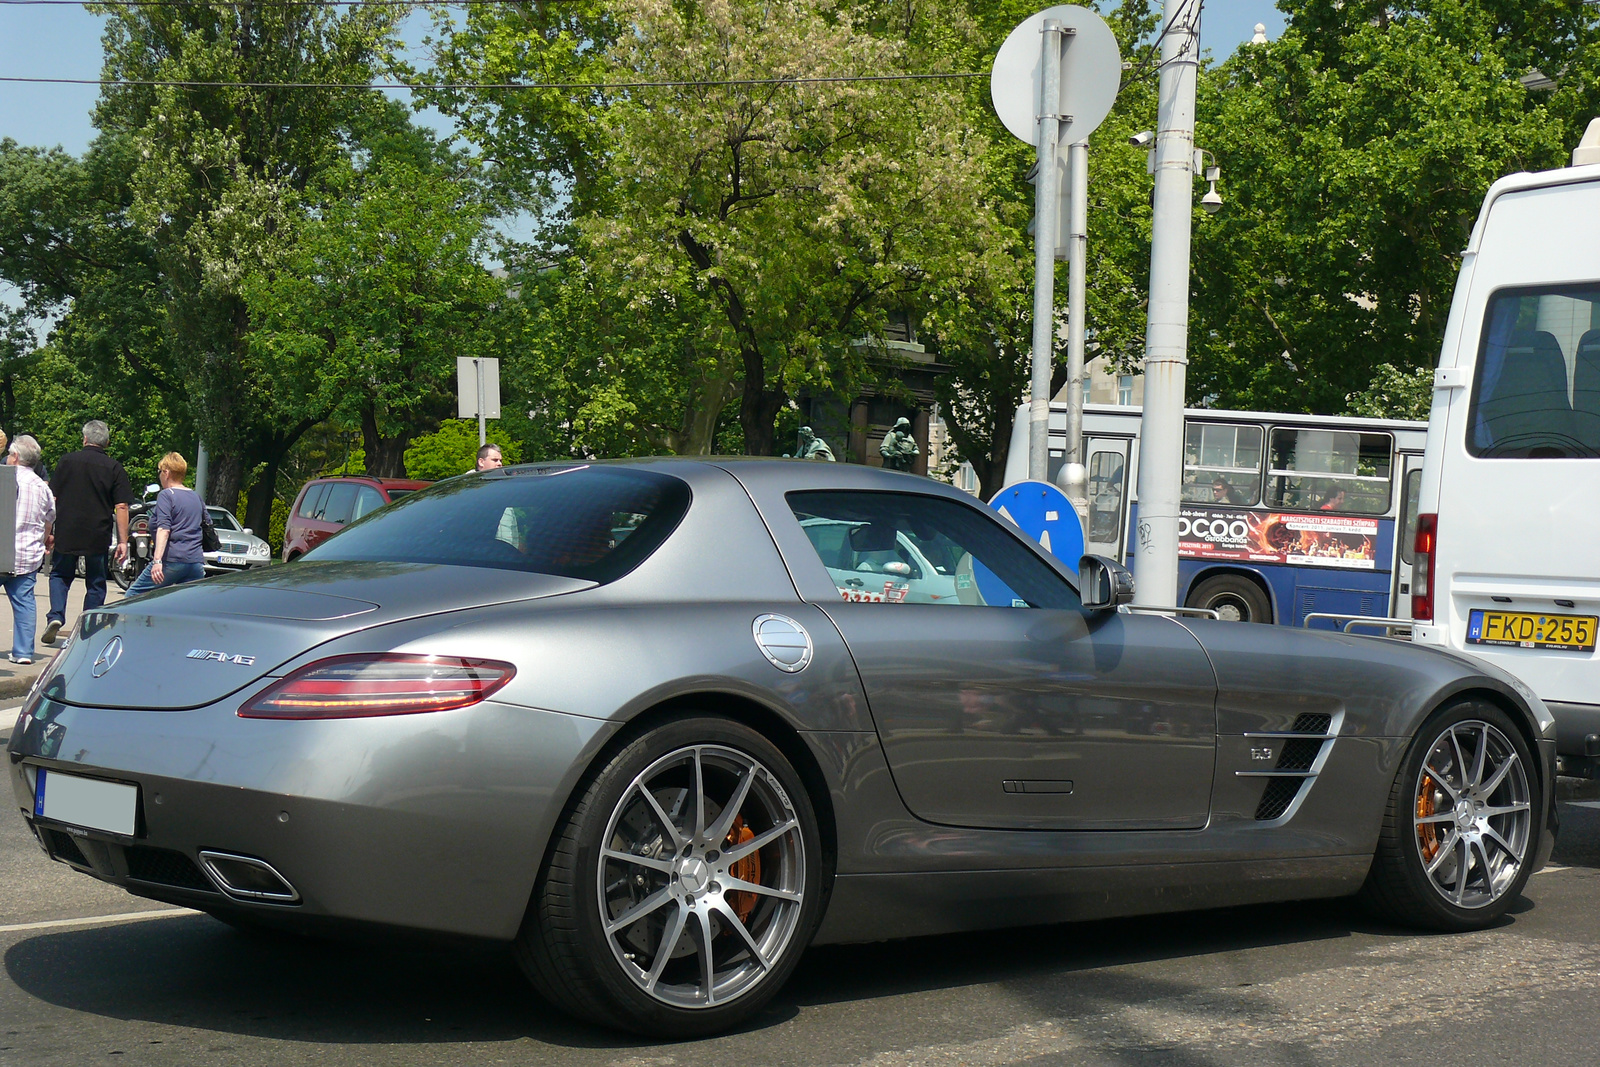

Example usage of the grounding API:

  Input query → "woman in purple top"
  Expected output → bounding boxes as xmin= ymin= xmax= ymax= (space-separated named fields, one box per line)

xmin=125 ymin=452 xmax=208 ymax=597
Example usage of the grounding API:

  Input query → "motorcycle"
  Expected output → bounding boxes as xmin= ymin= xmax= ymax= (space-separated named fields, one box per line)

xmin=109 ymin=484 xmax=159 ymax=591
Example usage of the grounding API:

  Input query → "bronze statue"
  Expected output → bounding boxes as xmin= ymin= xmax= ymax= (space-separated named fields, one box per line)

xmin=879 ymin=417 xmax=920 ymax=472
xmin=790 ymin=426 xmax=836 ymax=462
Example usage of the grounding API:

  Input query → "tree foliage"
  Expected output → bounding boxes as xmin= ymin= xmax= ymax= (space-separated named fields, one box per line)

xmin=1190 ymin=0 xmax=1600 ymax=412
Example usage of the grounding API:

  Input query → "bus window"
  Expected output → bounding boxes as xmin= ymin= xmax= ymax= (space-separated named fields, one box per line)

xmin=1181 ymin=422 xmax=1262 ymax=505
xmin=1087 ymin=450 xmax=1126 ymax=545
xmin=1266 ymin=428 xmax=1392 ymax=514
xmin=1399 ymin=468 xmax=1422 ymax=565
xmin=1467 ymin=284 xmax=1600 ymax=458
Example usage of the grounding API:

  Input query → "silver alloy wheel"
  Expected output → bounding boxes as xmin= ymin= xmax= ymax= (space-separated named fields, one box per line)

xmin=1412 ymin=719 xmax=1531 ymax=909
xmin=597 ymin=744 xmax=805 ymax=1009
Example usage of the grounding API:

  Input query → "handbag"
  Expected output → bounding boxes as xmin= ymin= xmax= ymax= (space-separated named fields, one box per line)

xmin=201 ymin=508 xmax=221 ymax=553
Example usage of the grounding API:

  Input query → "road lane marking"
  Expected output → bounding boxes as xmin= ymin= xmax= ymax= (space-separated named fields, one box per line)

xmin=0 ymin=908 xmax=195 ymax=935
xmin=1536 ymin=864 xmax=1570 ymax=874
xmin=1568 ymin=800 xmax=1600 ymax=810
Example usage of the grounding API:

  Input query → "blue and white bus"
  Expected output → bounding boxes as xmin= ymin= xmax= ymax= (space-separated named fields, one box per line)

xmin=1003 ymin=403 xmax=1428 ymax=628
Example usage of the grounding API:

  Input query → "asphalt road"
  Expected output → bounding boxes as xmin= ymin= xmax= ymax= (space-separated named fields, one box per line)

xmin=3 ymin=714 xmax=1599 ymax=1067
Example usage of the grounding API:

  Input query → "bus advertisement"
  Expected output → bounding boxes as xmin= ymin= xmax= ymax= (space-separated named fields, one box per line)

xmin=1003 ymin=403 xmax=1427 ymax=629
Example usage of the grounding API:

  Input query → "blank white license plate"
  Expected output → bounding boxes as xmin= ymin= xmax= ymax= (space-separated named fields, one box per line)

xmin=218 ymin=554 xmax=249 ymax=566
xmin=34 ymin=769 xmax=138 ymax=837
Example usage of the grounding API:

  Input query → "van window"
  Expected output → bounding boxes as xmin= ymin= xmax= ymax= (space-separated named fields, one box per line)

xmin=1467 ymin=284 xmax=1600 ymax=458
xmin=1182 ymin=422 xmax=1262 ymax=505
xmin=351 ymin=485 xmax=387 ymax=521
xmin=295 ymin=483 xmax=327 ymax=519
xmin=319 ymin=483 xmax=358 ymax=525
xmin=1266 ymin=428 xmax=1392 ymax=514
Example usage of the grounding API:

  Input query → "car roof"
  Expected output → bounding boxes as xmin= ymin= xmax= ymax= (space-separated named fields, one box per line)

xmin=308 ymin=476 xmax=432 ymax=489
xmin=485 ymin=456 xmax=986 ymax=504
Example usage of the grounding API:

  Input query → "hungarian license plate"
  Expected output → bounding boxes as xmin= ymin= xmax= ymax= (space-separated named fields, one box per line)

xmin=1466 ymin=609 xmax=1598 ymax=653
xmin=218 ymin=554 xmax=248 ymax=566
xmin=34 ymin=769 xmax=139 ymax=836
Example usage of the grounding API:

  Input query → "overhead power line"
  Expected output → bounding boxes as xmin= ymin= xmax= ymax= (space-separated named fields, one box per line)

xmin=0 ymin=71 xmax=987 ymax=90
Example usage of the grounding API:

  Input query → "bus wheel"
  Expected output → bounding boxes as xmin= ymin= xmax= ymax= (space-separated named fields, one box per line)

xmin=1187 ymin=575 xmax=1272 ymax=623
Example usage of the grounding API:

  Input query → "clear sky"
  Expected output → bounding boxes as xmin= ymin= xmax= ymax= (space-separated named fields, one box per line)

xmin=0 ymin=2 xmax=1288 ymax=157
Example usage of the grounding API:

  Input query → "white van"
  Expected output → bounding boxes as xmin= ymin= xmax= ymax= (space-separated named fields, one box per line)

xmin=1414 ymin=121 xmax=1600 ymax=777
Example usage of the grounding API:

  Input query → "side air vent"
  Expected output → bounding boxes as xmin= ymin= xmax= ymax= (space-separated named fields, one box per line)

xmin=1290 ymin=713 xmax=1332 ymax=735
xmin=125 ymin=846 xmax=218 ymax=893
xmin=1241 ymin=711 xmax=1343 ymax=823
xmin=1255 ymin=778 xmax=1301 ymax=821
xmin=1275 ymin=738 xmax=1323 ymax=772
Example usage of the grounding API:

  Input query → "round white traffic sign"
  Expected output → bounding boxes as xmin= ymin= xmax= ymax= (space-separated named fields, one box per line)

xmin=990 ymin=5 xmax=1123 ymax=146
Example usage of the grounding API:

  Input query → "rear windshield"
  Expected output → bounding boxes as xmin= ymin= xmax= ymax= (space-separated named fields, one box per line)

xmin=305 ymin=466 xmax=691 ymax=583
xmin=1468 ymin=284 xmax=1600 ymax=458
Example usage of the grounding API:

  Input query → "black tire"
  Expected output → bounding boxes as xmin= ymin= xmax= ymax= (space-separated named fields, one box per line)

xmin=111 ymin=517 xmax=150 ymax=591
xmin=516 ymin=715 xmax=825 ymax=1037
xmin=1186 ymin=574 xmax=1272 ymax=623
xmin=1360 ymin=701 xmax=1539 ymax=931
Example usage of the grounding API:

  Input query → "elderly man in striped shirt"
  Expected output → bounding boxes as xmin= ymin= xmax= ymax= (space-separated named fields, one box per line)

xmin=5 ymin=435 xmax=56 ymax=665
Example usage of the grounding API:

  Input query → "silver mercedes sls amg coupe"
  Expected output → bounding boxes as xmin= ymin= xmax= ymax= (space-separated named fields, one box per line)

xmin=9 ymin=460 xmax=1559 ymax=1036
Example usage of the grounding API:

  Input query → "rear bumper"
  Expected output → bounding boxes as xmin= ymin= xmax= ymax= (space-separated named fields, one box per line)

xmin=8 ymin=694 xmax=616 ymax=941
xmin=1547 ymin=701 xmax=1600 ymax=770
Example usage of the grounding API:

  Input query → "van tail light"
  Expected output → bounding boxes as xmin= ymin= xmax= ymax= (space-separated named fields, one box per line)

xmin=239 ymin=654 xmax=515 ymax=719
xmin=1412 ymin=513 xmax=1438 ymax=622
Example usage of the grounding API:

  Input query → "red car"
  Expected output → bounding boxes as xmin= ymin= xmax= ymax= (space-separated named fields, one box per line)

xmin=282 ymin=476 xmax=431 ymax=561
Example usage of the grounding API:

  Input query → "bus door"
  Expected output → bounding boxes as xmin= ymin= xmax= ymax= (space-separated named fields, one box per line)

xmin=1084 ymin=438 xmax=1131 ymax=560
xmin=1392 ymin=454 xmax=1424 ymax=618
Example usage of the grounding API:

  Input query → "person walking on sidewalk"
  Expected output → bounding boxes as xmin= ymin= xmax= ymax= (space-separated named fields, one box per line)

xmin=43 ymin=420 xmax=133 ymax=644
xmin=123 ymin=453 xmax=207 ymax=598
xmin=3 ymin=436 xmax=55 ymax=665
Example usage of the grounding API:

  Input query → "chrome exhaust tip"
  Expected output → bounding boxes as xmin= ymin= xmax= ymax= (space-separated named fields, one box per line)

xmin=198 ymin=850 xmax=300 ymax=904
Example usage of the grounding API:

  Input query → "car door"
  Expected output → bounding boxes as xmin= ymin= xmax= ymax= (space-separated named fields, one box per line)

xmin=785 ymin=489 xmax=1218 ymax=831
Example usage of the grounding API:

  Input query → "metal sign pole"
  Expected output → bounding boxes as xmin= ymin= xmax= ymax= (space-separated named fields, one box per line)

xmin=1061 ymin=138 xmax=1090 ymax=518
xmin=1132 ymin=0 xmax=1200 ymax=608
xmin=475 ymin=358 xmax=487 ymax=447
xmin=1028 ymin=20 xmax=1068 ymax=482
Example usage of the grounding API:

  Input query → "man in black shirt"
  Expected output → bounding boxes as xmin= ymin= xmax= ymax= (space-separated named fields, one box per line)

xmin=43 ymin=420 xmax=134 ymax=644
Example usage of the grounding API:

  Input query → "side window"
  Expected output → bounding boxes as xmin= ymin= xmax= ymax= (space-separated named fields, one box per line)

xmin=1182 ymin=422 xmax=1263 ymax=505
xmin=1087 ymin=450 xmax=1126 ymax=545
xmin=351 ymin=486 xmax=387 ymax=522
xmin=1399 ymin=468 xmax=1422 ymax=565
xmin=1468 ymin=284 xmax=1600 ymax=458
xmin=1266 ymin=428 xmax=1392 ymax=514
xmin=295 ymin=483 xmax=327 ymax=519
xmin=319 ymin=483 xmax=358 ymax=525
xmin=787 ymin=490 xmax=1080 ymax=609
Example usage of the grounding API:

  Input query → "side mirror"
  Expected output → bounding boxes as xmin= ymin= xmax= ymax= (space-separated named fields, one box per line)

xmin=145 ymin=483 xmax=160 ymax=495
xmin=242 ymin=528 xmax=253 ymax=536
xmin=1079 ymin=554 xmax=1135 ymax=611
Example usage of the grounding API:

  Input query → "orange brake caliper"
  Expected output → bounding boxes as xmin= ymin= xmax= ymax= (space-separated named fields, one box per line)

xmin=725 ymin=817 xmax=761 ymax=923
xmin=1416 ymin=772 xmax=1440 ymax=862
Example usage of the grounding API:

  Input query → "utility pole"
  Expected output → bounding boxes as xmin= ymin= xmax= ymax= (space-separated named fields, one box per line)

xmin=194 ymin=439 xmax=209 ymax=502
xmin=1027 ymin=19 xmax=1068 ymax=482
xmin=1132 ymin=0 xmax=1200 ymax=609
xmin=475 ymin=358 xmax=487 ymax=447
xmin=1060 ymin=138 xmax=1090 ymax=517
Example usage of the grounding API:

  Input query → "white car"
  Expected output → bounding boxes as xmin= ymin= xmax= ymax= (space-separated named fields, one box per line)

xmin=203 ymin=506 xmax=273 ymax=574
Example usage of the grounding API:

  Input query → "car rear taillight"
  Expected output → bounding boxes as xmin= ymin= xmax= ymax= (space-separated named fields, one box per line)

xmin=239 ymin=654 xmax=515 ymax=720
xmin=1412 ymin=513 xmax=1438 ymax=622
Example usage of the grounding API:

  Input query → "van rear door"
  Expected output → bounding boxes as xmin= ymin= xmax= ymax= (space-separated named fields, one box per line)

xmin=1424 ymin=175 xmax=1600 ymax=716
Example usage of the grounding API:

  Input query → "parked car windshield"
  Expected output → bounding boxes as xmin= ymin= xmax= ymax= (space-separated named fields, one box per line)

xmin=304 ymin=466 xmax=691 ymax=583
xmin=206 ymin=508 xmax=241 ymax=531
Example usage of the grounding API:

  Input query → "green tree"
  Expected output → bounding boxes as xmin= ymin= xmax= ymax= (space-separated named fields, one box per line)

xmin=1190 ymin=1 xmax=1600 ymax=413
xmin=91 ymin=3 xmax=402 ymax=524
xmin=403 ymin=419 xmax=523 ymax=480
xmin=244 ymin=142 xmax=504 ymax=477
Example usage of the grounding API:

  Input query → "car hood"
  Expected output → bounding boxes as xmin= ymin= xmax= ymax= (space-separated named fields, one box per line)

xmin=40 ymin=561 xmax=595 ymax=711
